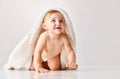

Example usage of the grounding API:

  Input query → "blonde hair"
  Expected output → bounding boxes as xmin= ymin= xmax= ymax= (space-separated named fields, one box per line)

xmin=43 ymin=10 xmax=64 ymax=22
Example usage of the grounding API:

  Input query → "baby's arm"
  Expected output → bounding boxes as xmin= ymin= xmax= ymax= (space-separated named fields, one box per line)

xmin=63 ymin=35 xmax=78 ymax=69
xmin=33 ymin=33 xmax=49 ymax=73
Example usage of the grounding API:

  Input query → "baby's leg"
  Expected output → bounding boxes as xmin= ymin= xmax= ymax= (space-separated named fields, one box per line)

xmin=29 ymin=56 xmax=49 ymax=70
xmin=47 ymin=54 xmax=61 ymax=70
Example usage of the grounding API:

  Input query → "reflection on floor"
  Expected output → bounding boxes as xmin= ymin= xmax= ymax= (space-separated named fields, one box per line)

xmin=0 ymin=68 xmax=120 ymax=79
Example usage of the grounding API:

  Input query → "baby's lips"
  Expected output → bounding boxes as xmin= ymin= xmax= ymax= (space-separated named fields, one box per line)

xmin=55 ymin=27 xmax=61 ymax=29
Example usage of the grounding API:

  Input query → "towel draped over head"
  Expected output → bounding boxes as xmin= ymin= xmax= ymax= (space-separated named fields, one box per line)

xmin=4 ymin=8 xmax=76 ymax=70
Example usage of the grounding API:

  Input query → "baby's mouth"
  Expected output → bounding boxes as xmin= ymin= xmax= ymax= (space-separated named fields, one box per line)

xmin=55 ymin=27 xmax=62 ymax=30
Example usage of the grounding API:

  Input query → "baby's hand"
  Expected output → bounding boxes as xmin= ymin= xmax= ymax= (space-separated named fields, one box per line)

xmin=65 ymin=62 xmax=78 ymax=70
xmin=35 ymin=66 xmax=49 ymax=73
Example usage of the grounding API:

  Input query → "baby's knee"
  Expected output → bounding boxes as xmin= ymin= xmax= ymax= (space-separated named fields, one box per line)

xmin=49 ymin=65 xmax=60 ymax=70
xmin=47 ymin=55 xmax=61 ymax=70
xmin=48 ymin=62 xmax=60 ymax=70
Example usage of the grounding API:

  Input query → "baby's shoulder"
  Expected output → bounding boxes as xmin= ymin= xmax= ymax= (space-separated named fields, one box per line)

xmin=39 ymin=31 xmax=48 ymax=39
xmin=61 ymin=34 xmax=69 ymax=41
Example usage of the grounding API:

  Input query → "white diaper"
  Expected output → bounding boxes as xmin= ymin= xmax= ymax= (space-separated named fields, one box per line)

xmin=42 ymin=55 xmax=48 ymax=62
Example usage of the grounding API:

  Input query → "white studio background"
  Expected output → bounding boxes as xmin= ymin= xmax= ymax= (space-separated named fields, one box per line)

xmin=0 ymin=0 xmax=120 ymax=69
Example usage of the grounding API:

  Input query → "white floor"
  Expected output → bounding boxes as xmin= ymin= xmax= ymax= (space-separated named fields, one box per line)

xmin=0 ymin=68 xmax=120 ymax=79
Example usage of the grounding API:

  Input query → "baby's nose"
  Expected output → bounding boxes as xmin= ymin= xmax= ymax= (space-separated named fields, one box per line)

xmin=56 ymin=21 xmax=60 ymax=25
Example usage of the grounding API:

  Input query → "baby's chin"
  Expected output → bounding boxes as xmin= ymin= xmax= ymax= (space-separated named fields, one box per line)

xmin=54 ymin=30 xmax=63 ymax=35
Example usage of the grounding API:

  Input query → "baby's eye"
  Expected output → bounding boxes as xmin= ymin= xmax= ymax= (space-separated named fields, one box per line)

xmin=59 ymin=20 xmax=64 ymax=22
xmin=51 ymin=20 xmax=55 ymax=22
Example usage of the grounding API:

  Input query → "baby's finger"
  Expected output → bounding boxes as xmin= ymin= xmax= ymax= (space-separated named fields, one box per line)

xmin=35 ymin=69 xmax=44 ymax=73
xmin=65 ymin=64 xmax=70 ymax=69
xmin=72 ymin=64 xmax=78 ymax=69
xmin=40 ymin=68 xmax=49 ymax=73
xmin=66 ymin=63 xmax=69 ymax=68
xmin=35 ymin=69 xmax=40 ymax=73
xmin=69 ymin=63 xmax=74 ymax=68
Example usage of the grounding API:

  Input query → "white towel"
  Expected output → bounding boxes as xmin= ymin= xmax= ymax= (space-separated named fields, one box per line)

xmin=4 ymin=8 xmax=76 ymax=70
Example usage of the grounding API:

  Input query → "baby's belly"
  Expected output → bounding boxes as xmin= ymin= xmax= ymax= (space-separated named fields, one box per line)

xmin=42 ymin=51 xmax=60 ymax=61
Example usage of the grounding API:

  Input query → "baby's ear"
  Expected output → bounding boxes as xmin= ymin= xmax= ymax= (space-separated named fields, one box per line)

xmin=42 ymin=23 xmax=47 ymax=30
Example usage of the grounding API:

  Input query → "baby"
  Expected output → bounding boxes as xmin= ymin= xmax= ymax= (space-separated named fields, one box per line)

xmin=30 ymin=10 xmax=78 ymax=72
xmin=4 ymin=8 xmax=78 ymax=73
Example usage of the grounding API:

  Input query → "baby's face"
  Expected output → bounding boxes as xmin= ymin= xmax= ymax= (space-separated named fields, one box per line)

xmin=43 ymin=12 xmax=66 ymax=35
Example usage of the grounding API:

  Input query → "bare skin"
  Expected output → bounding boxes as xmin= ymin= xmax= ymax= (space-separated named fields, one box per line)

xmin=30 ymin=12 xmax=78 ymax=73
